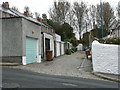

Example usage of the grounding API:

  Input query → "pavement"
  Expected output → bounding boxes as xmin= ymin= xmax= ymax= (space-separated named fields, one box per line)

xmin=1 ymin=51 xmax=120 ymax=82
xmin=0 ymin=62 xmax=20 ymax=66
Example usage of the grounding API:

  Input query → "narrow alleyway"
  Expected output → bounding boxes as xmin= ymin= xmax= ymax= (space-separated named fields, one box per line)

xmin=10 ymin=51 xmax=107 ymax=81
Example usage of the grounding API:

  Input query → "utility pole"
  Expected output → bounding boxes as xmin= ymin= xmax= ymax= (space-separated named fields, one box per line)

xmin=100 ymin=0 xmax=104 ymax=39
xmin=118 ymin=1 xmax=120 ymax=39
xmin=86 ymin=22 xmax=87 ymax=33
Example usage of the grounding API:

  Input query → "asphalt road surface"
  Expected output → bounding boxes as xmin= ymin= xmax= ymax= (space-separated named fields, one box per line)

xmin=1 ymin=67 xmax=119 ymax=88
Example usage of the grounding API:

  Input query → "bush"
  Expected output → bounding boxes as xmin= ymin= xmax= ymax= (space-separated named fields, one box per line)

xmin=104 ymin=38 xmax=120 ymax=45
xmin=66 ymin=49 xmax=71 ymax=55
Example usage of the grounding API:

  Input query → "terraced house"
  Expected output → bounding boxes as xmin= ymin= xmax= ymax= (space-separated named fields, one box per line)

xmin=0 ymin=2 xmax=55 ymax=65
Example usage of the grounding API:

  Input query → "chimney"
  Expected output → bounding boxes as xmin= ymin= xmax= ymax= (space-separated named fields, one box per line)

xmin=42 ymin=14 xmax=47 ymax=23
xmin=37 ymin=17 xmax=42 ymax=22
xmin=2 ymin=2 xmax=9 ymax=9
xmin=23 ymin=11 xmax=29 ymax=17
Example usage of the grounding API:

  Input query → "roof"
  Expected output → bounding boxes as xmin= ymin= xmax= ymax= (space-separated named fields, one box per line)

xmin=9 ymin=9 xmax=48 ymax=27
xmin=0 ymin=6 xmax=17 ymax=16
xmin=0 ymin=5 xmax=48 ymax=27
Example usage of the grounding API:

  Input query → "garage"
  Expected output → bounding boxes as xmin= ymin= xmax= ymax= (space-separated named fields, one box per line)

xmin=61 ymin=42 xmax=65 ymax=55
xmin=56 ymin=41 xmax=61 ymax=57
xmin=26 ymin=37 xmax=38 ymax=64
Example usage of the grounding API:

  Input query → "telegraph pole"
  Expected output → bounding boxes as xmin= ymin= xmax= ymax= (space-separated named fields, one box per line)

xmin=100 ymin=0 xmax=104 ymax=39
xmin=118 ymin=1 xmax=120 ymax=39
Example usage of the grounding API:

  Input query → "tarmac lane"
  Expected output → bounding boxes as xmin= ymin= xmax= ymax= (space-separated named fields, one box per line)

xmin=2 ymin=67 xmax=119 ymax=88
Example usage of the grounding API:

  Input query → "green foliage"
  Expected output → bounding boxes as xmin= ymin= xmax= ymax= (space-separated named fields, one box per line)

xmin=104 ymin=38 xmax=120 ymax=45
xmin=47 ymin=19 xmax=75 ymax=41
xmin=79 ymin=39 xmax=89 ymax=46
xmin=60 ymin=23 xmax=75 ymax=40
xmin=66 ymin=37 xmax=79 ymax=47
xmin=71 ymin=48 xmax=77 ymax=52
xmin=66 ymin=49 xmax=72 ymax=55
xmin=97 ymin=26 xmax=108 ymax=39
xmin=98 ymin=37 xmax=120 ymax=45
xmin=47 ymin=19 xmax=61 ymax=31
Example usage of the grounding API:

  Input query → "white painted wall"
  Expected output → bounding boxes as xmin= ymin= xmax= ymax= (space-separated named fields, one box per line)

xmin=61 ymin=42 xmax=65 ymax=55
xmin=55 ymin=34 xmax=61 ymax=42
xmin=76 ymin=44 xmax=83 ymax=51
xmin=44 ymin=33 xmax=54 ymax=58
xmin=55 ymin=34 xmax=65 ymax=56
xmin=111 ymin=29 xmax=120 ymax=38
xmin=92 ymin=41 xmax=120 ymax=75
xmin=56 ymin=41 xmax=61 ymax=57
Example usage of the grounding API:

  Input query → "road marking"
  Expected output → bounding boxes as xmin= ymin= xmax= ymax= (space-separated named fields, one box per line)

xmin=62 ymin=83 xmax=78 ymax=87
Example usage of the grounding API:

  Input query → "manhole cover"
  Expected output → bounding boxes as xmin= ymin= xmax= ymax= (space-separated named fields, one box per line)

xmin=2 ymin=83 xmax=20 ymax=88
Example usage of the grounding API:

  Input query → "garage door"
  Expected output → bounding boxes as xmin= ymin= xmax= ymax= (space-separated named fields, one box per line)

xmin=56 ymin=42 xmax=60 ymax=57
xmin=26 ymin=37 xmax=37 ymax=64
xmin=61 ymin=43 xmax=64 ymax=55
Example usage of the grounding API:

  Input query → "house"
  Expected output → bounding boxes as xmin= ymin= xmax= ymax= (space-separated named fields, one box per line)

xmin=40 ymin=15 xmax=55 ymax=60
xmin=0 ymin=2 xmax=55 ymax=64
xmin=111 ymin=21 xmax=120 ymax=38
xmin=82 ymin=29 xmax=98 ymax=46
xmin=0 ymin=2 xmax=17 ymax=18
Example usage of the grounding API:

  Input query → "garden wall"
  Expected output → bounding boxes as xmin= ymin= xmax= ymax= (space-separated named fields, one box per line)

xmin=92 ymin=40 xmax=120 ymax=74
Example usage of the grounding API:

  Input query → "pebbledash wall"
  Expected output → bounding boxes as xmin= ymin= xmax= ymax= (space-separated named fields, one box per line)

xmin=2 ymin=17 xmax=41 ymax=65
xmin=92 ymin=41 xmax=120 ymax=75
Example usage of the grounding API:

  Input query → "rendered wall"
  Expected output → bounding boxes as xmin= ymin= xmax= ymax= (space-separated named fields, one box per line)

xmin=55 ymin=34 xmax=61 ymax=42
xmin=2 ymin=18 xmax=22 ymax=63
xmin=22 ymin=18 xmax=41 ymax=56
xmin=61 ymin=42 xmax=65 ymax=55
xmin=44 ymin=33 xmax=54 ymax=58
xmin=2 ymin=18 xmax=22 ymax=56
xmin=56 ymin=41 xmax=61 ymax=57
xmin=22 ymin=18 xmax=41 ymax=64
xmin=92 ymin=41 xmax=120 ymax=74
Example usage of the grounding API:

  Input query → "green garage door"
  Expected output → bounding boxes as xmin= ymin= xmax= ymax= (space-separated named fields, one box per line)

xmin=26 ymin=37 xmax=37 ymax=64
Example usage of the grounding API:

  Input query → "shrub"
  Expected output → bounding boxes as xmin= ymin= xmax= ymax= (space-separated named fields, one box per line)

xmin=66 ymin=49 xmax=71 ymax=55
xmin=104 ymin=38 xmax=120 ymax=45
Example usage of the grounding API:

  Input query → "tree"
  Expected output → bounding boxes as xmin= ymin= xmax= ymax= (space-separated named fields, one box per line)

xmin=11 ymin=6 xmax=19 ymax=12
xmin=89 ymin=5 xmax=97 ymax=29
xmin=47 ymin=19 xmax=61 ymax=33
xmin=73 ymin=1 xmax=87 ymax=39
xmin=47 ymin=19 xmax=75 ymax=40
xmin=35 ymin=12 xmax=40 ymax=18
xmin=96 ymin=2 xmax=115 ymax=34
xmin=49 ymin=0 xmax=70 ymax=24
xmin=102 ymin=2 xmax=115 ymax=33
xmin=60 ymin=22 xmax=75 ymax=40
xmin=24 ymin=6 xmax=33 ymax=17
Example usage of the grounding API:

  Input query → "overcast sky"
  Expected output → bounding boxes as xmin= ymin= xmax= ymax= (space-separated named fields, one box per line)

xmin=0 ymin=0 xmax=119 ymax=18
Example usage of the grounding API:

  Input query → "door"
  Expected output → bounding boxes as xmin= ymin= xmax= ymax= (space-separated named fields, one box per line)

xmin=45 ymin=38 xmax=50 ymax=51
xmin=26 ymin=37 xmax=37 ymax=64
